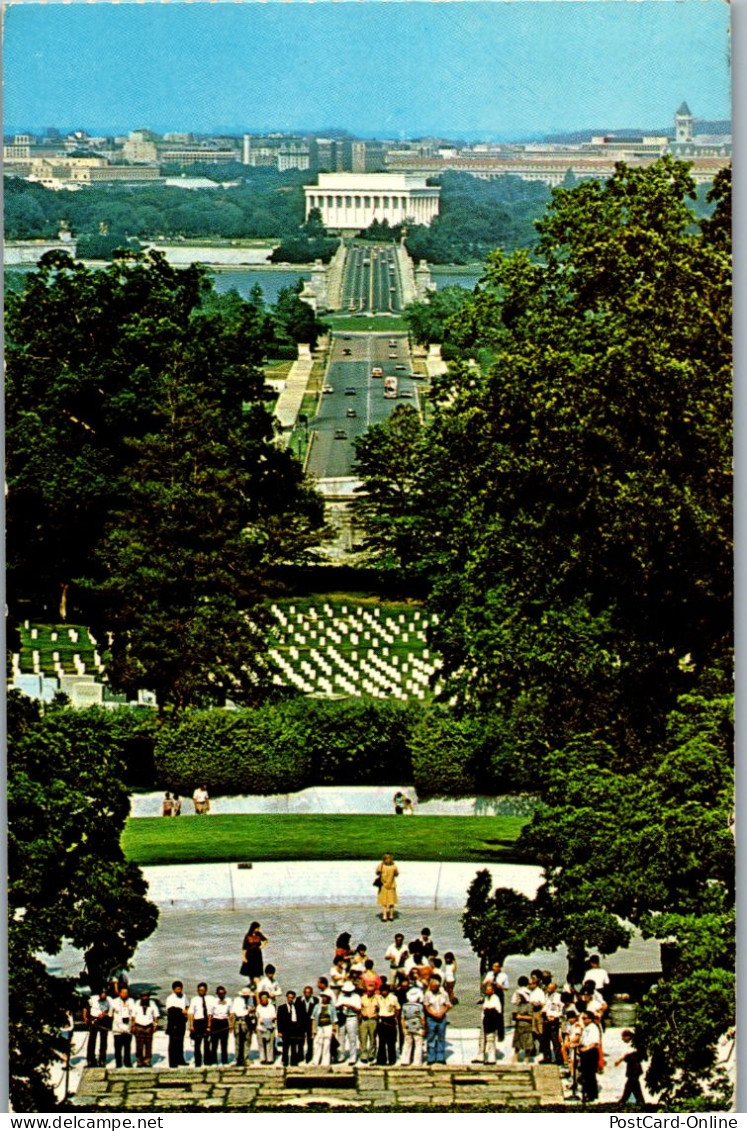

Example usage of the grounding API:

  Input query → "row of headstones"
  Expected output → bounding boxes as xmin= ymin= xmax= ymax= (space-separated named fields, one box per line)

xmin=268 ymin=646 xmax=440 ymax=700
xmin=10 ymin=672 xmax=154 ymax=709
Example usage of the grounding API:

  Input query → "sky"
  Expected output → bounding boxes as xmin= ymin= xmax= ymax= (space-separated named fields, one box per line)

xmin=3 ymin=1 xmax=732 ymax=140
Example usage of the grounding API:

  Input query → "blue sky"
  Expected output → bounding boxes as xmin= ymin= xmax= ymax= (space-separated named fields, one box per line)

xmin=4 ymin=1 xmax=731 ymax=140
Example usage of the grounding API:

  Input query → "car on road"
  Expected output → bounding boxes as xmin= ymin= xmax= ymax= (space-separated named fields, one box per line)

xmin=398 ymin=391 xmax=414 ymax=399
xmin=334 ymin=429 xmax=347 ymax=439
xmin=395 ymin=364 xmax=407 ymax=370
xmin=371 ymin=368 xmax=383 ymax=378
xmin=388 ymin=340 xmax=398 ymax=347
xmin=345 ymin=387 xmax=357 ymax=395
xmin=342 ymin=336 xmax=352 ymax=340
xmin=346 ymin=407 xmax=357 ymax=417
xmin=323 ymin=384 xmax=334 ymax=394
xmin=342 ymin=348 xmax=352 ymax=355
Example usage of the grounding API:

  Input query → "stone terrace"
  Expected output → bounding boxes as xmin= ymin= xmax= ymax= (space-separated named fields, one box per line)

xmin=74 ymin=1063 xmax=564 ymax=1111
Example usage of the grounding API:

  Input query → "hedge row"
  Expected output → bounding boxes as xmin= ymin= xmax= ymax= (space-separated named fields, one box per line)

xmin=153 ymin=699 xmax=540 ymax=798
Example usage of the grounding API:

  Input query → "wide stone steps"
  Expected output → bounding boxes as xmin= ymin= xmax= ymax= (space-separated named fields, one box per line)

xmin=75 ymin=1063 xmax=564 ymax=1110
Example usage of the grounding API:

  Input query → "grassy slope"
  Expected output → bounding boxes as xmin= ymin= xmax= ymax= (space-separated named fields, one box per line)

xmin=122 ymin=814 xmax=529 ymax=866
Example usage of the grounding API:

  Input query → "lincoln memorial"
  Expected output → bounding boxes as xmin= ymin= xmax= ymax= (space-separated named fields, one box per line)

xmin=304 ymin=173 xmax=441 ymax=233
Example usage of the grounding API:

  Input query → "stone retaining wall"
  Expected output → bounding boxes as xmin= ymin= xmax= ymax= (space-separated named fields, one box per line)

xmin=75 ymin=1063 xmax=564 ymax=1111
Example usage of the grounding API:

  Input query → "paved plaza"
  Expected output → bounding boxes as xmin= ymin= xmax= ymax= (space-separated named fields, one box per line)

xmin=56 ymin=900 xmax=656 ymax=1107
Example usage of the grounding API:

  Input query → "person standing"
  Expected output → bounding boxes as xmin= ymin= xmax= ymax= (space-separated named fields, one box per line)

xmin=400 ymin=988 xmax=426 ymax=1065
xmin=193 ymin=784 xmax=210 ymax=815
xmin=442 ymin=952 xmax=458 ymax=1004
xmin=393 ymin=791 xmax=405 ymax=815
xmin=578 ymin=1011 xmax=602 ymax=1103
xmin=132 ymin=991 xmax=159 ymax=1068
xmin=423 ymin=975 xmax=452 ymax=1065
xmin=311 ymin=991 xmax=338 ymax=1066
xmin=161 ymin=792 xmax=174 ymax=817
xmin=376 ymin=983 xmax=401 ymax=1065
xmin=111 ymin=987 xmax=135 ymax=1069
xmin=480 ymin=982 xmax=503 ymax=1063
xmin=84 ymin=989 xmax=113 ymax=1068
xmin=240 ymin=921 xmax=267 ymax=981
xmin=336 ymin=980 xmax=362 ymax=1065
xmin=385 ymin=933 xmax=409 ymax=975
xmin=256 ymin=964 xmax=282 ymax=1003
xmin=209 ymin=986 xmax=232 ymax=1065
xmin=231 ymin=986 xmax=256 ymax=1067
xmin=171 ymin=794 xmax=182 ymax=817
xmin=301 ymin=986 xmax=319 ymax=1063
xmin=375 ymin=853 xmax=399 ymax=922
xmin=256 ymin=991 xmax=277 ymax=1064
xmin=189 ymin=983 xmax=216 ymax=1068
xmin=615 ymin=1030 xmax=646 ymax=1106
xmin=165 ymin=981 xmax=189 ymax=1067
xmin=359 ymin=985 xmax=381 ymax=1065
xmin=511 ymin=978 xmax=535 ymax=1063
xmin=277 ymin=990 xmax=306 ymax=1067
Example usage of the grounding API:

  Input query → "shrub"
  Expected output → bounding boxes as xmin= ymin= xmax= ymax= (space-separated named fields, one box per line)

xmin=154 ymin=698 xmax=423 ymax=795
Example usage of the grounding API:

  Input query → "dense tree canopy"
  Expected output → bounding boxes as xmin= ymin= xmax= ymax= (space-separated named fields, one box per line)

xmin=357 ymin=159 xmax=733 ymax=1105
xmin=8 ymin=693 xmax=159 ymax=1110
xmin=6 ymin=250 xmax=324 ymax=707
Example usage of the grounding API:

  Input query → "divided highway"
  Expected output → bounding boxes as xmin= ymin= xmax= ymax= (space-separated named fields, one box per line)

xmin=306 ymin=333 xmax=419 ymax=480
xmin=340 ymin=241 xmax=403 ymax=314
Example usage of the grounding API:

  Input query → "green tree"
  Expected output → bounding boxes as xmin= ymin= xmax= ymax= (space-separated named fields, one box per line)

xmin=8 ymin=692 xmax=159 ymax=1109
xmin=404 ymin=285 xmax=473 ymax=348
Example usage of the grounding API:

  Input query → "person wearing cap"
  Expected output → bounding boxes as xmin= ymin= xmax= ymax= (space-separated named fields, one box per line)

xmin=256 ymin=991 xmax=277 ymax=1064
xmin=400 ymin=987 xmax=426 ymax=1065
xmin=336 ymin=980 xmax=362 ymax=1065
xmin=231 ymin=986 xmax=256 ymax=1066
xmin=311 ymin=991 xmax=338 ymax=1066
xmin=132 ymin=990 xmax=159 ymax=1068
xmin=277 ymin=990 xmax=307 ymax=1066
xmin=165 ymin=980 xmax=189 ymax=1067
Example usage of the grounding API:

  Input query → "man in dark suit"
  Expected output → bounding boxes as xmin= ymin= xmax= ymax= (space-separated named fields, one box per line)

xmin=277 ymin=990 xmax=307 ymax=1066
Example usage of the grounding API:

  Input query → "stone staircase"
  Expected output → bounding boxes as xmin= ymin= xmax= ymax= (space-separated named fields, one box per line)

xmin=74 ymin=1063 xmax=564 ymax=1111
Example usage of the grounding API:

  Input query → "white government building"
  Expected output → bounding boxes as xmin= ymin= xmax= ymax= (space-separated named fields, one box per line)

xmin=304 ymin=173 xmax=441 ymax=232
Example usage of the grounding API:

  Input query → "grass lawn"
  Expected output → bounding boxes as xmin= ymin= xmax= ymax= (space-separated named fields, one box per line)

xmin=122 ymin=814 xmax=529 ymax=866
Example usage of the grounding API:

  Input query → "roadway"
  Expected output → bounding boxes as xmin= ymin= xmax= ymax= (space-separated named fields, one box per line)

xmin=340 ymin=241 xmax=403 ymax=314
xmin=306 ymin=332 xmax=419 ymax=480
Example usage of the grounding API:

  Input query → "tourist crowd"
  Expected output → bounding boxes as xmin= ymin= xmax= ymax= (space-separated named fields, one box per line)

xmin=82 ymin=937 xmax=643 ymax=1106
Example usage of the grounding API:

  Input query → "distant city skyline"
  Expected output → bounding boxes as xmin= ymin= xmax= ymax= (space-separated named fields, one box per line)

xmin=5 ymin=2 xmax=731 ymax=140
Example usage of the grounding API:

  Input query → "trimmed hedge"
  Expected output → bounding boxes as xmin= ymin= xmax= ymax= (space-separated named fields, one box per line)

xmin=154 ymin=698 xmax=423 ymax=795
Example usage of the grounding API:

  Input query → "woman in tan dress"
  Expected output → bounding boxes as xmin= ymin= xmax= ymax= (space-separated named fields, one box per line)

xmin=375 ymin=853 xmax=399 ymax=921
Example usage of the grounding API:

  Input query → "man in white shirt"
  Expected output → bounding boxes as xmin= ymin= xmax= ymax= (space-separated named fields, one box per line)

xmin=231 ymin=987 xmax=255 ymax=1066
xmin=111 ymin=987 xmax=135 ymax=1068
xmin=189 ymin=983 xmax=216 ymax=1067
xmin=578 ymin=1012 xmax=602 ymax=1102
xmin=165 ymin=980 xmax=189 ymax=1067
xmin=336 ymin=980 xmax=362 ymax=1065
xmin=541 ymin=982 xmax=565 ymax=1064
xmin=384 ymin=934 xmax=409 ymax=973
xmin=209 ymin=986 xmax=232 ymax=1065
xmin=482 ymin=961 xmax=510 ymax=1041
xmin=132 ymin=991 xmax=159 ymax=1068
xmin=192 ymin=785 xmax=210 ymax=814
xmin=256 ymin=965 xmax=282 ymax=1002
xmin=583 ymin=956 xmax=610 ymax=995
xmin=256 ymin=991 xmax=277 ymax=1064
xmin=84 ymin=989 xmax=113 ymax=1068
